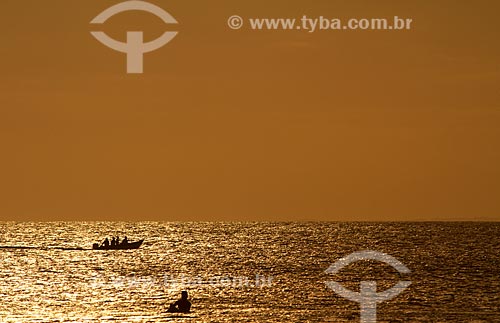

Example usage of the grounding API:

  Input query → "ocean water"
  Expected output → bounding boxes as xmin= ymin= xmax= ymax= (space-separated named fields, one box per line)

xmin=0 ymin=222 xmax=499 ymax=322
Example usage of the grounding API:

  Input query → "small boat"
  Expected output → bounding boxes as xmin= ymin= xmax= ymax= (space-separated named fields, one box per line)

xmin=92 ymin=239 xmax=144 ymax=250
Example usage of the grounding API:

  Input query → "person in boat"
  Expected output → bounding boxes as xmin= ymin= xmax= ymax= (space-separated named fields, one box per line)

xmin=102 ymin=238 xmax=110 ymax=247
xmin=111 ymin=237 xmax=116 ymax=246
xmin=121 ymin=236 xmax=128 ymax=245
xmin=167 ymin=291 xmax=191 ymax=313
xmin=116 ymin=236 xmax=120 ymax=245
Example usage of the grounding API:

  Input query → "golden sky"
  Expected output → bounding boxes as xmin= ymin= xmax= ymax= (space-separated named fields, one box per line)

xmin=0 ymin=0 xmax=499 ymax=221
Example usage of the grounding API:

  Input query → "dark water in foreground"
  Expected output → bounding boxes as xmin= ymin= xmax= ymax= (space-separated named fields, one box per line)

xmin=0 ymin=222 xmax=499 ymax=322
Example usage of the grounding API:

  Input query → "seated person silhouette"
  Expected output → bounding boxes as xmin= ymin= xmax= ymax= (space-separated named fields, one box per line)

xmin=167 ymin=291 xmax=191 ymax=313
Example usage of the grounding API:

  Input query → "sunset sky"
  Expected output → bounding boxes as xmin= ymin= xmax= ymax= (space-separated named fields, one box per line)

xmin=0 ymin=0 xmax=499 ymax=221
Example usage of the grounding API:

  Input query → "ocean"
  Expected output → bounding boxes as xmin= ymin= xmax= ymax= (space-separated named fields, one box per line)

xmin=0 ymin=222 xmax=499 ymax=322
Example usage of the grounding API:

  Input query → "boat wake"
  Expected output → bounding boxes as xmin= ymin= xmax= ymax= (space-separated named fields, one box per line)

xmin=0 ymin=246 xmax=90 ymax=251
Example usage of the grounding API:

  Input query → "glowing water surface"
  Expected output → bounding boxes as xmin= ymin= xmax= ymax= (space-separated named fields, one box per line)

xmin=0 ymin=222 xmax=499 ymax=322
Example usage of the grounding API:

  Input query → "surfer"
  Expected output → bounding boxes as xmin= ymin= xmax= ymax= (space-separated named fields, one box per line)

xmin=168 ymin=291 xmax=191 ymax=313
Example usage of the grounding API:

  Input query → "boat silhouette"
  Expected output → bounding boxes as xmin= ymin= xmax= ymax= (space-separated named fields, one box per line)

xmin=92 ymin=239 xmax=144 ymax=250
